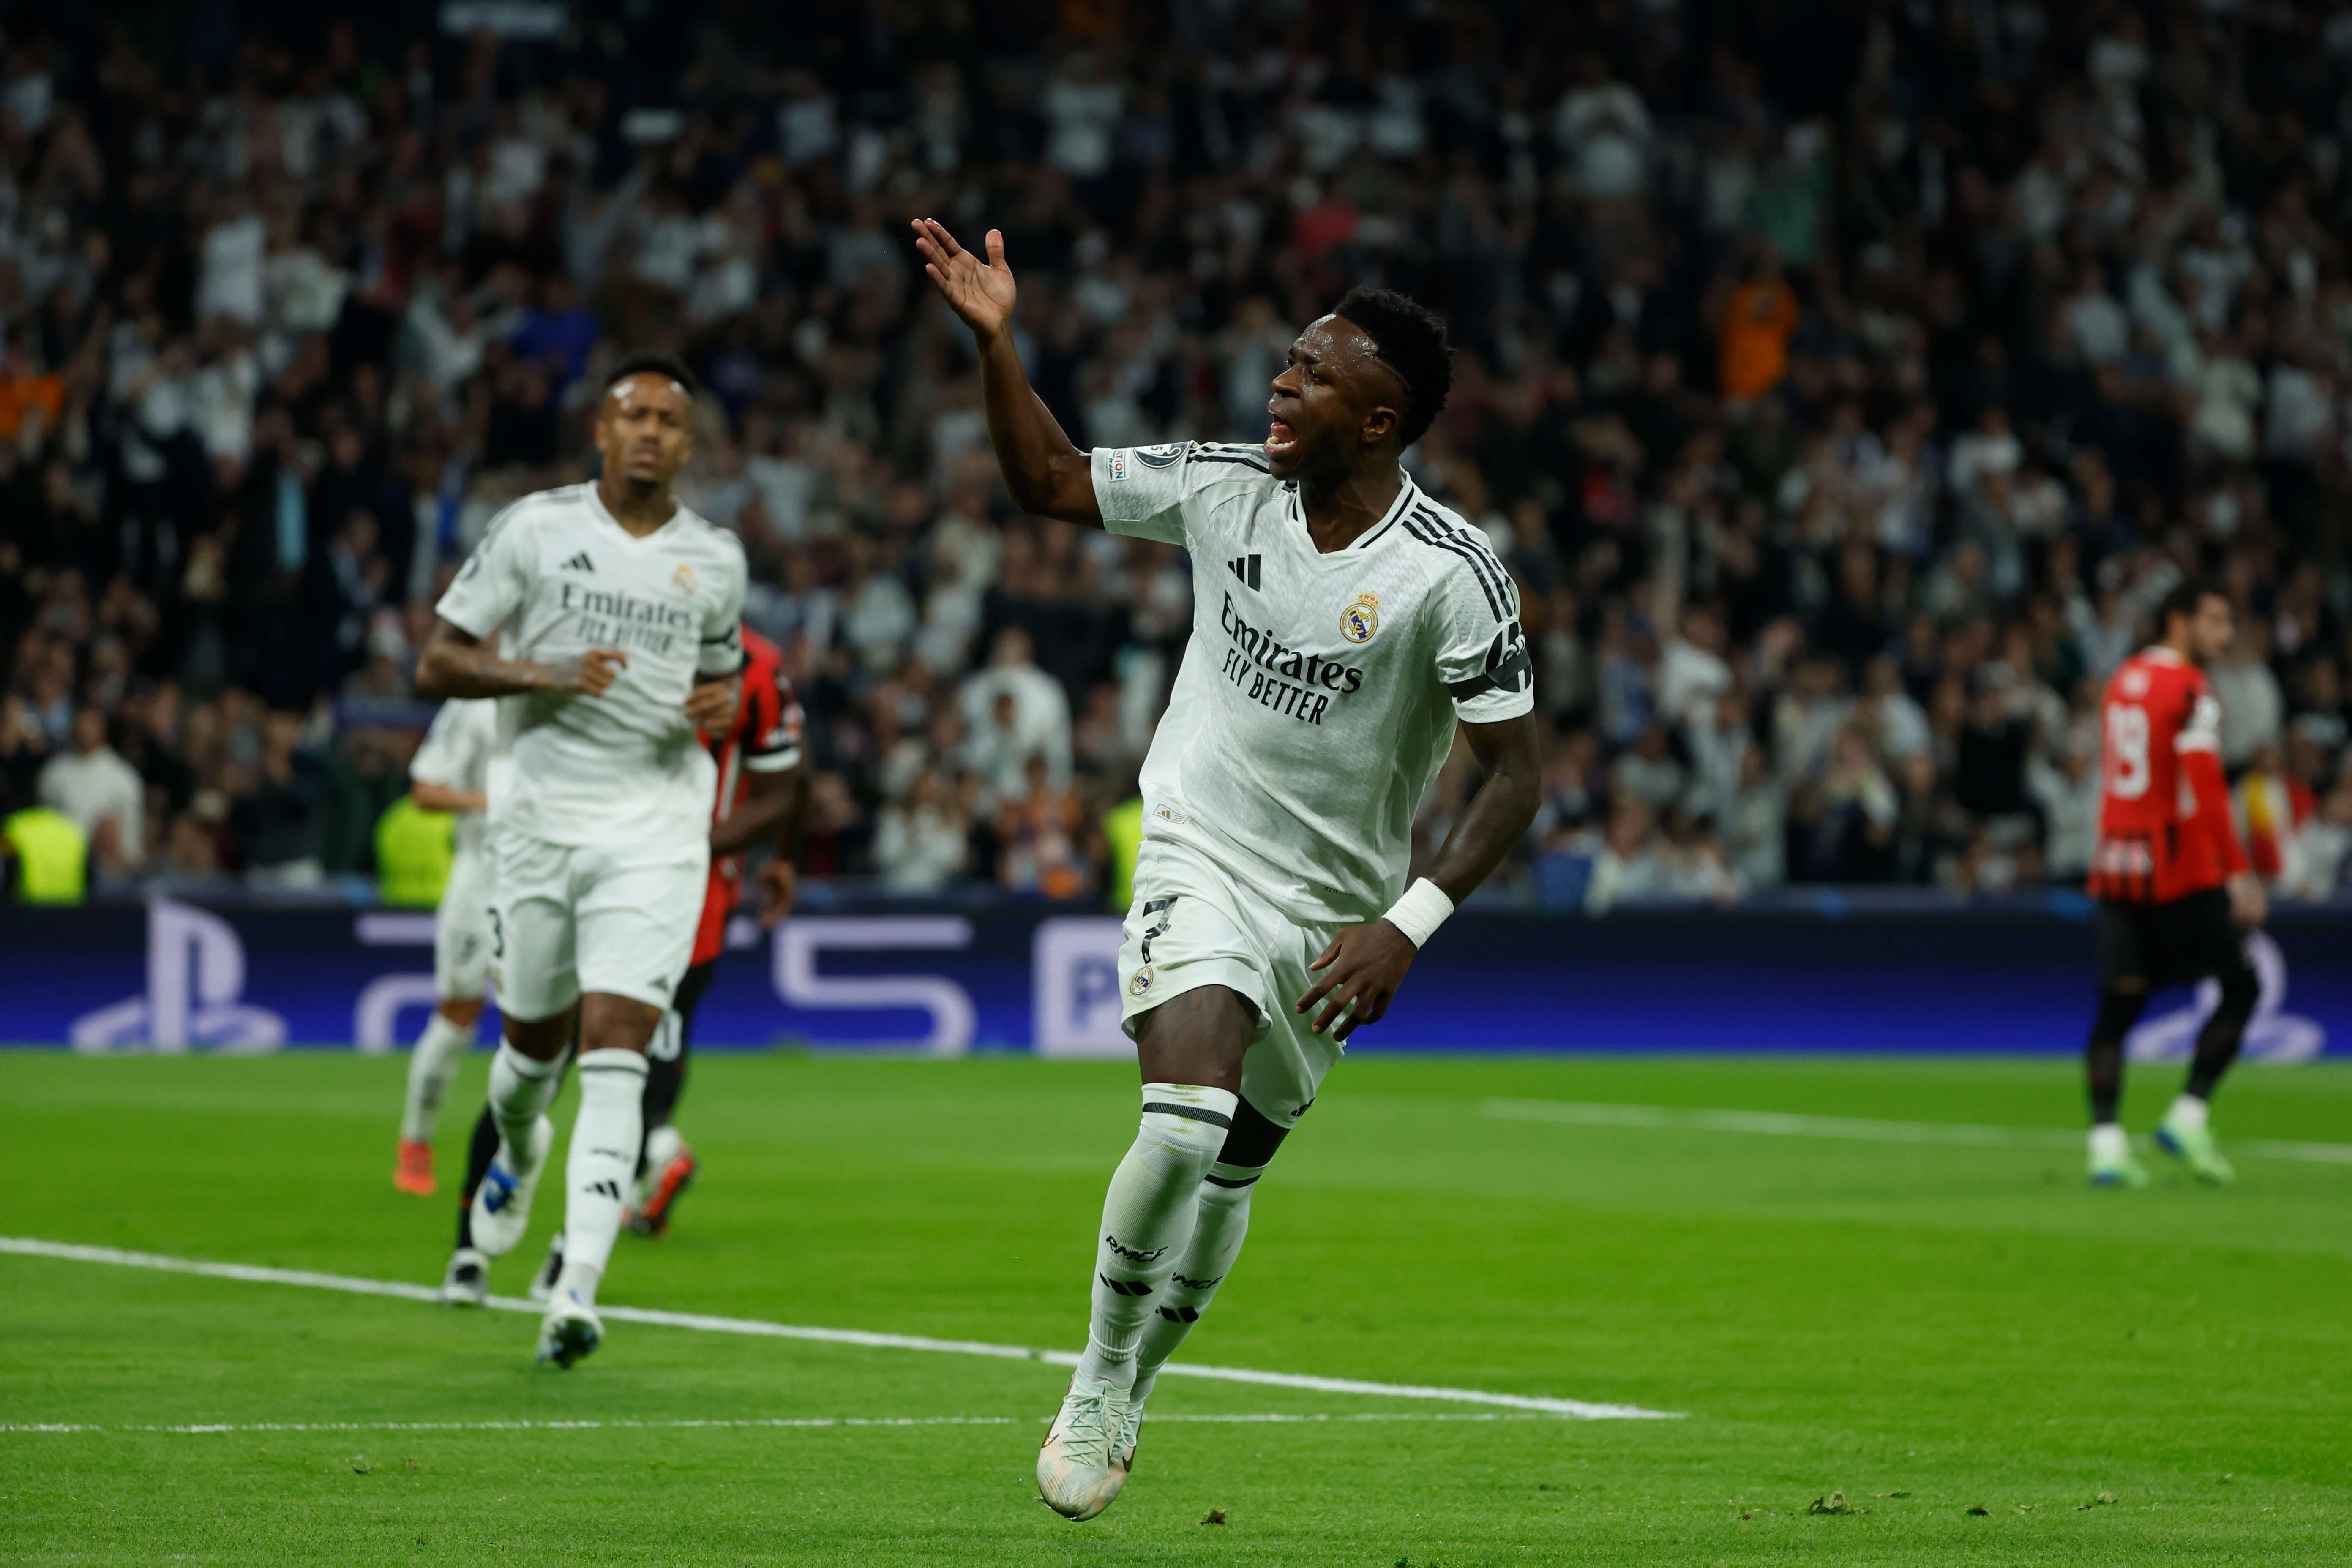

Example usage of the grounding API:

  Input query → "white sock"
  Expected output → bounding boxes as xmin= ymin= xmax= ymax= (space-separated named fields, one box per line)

xmin=1074 ymin=1083 xmax=1239 ymax=1391
xmin=554 ymin=1049 xmax=649 ymax=1309
xmin=1129 ymin=1159 xmax=1261 ymax=1408
xmin=398 ymin=1012 xmax=477 ymax=1143
xmin=2166 ymin=1094 xmax=2210 ymax=1132
xmin=2089 ymin=1122 xmax=2130 ymax=1162
xmin=487 ymin=1044 xmax=563 ymax=1171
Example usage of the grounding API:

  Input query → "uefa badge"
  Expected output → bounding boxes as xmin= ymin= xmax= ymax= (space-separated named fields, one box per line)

xmin=1130 ymin=964 xmax=1153 ymax=996
xmin=673 ymin=562 xmax=698 ymax=595
xmin=1340 ymin=591 xmax=1381 ymax=644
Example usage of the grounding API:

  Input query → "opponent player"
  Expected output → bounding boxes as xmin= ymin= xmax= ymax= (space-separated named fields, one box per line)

xmin=632 ymin=623 xmax=807 ymax=1234
xmin=442 ymin=625 xmax=806 ymax=1303
xmin=914 ymin=218 xmax=1541 ymax=1520
xmin=2082 ymin=580 xmax=2264 ymax=1187
xmin=415 ymin=351 xmax=747 ymax=1367
xmin=393 ymin=696 xmax=501 ymax=1194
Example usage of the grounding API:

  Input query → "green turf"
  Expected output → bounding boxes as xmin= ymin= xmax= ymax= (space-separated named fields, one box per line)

xmin=3 ymin=1050 xmax=2348 ymax=1565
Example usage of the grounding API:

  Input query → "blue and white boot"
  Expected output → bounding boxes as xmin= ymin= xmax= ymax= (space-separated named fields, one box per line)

xmin=469 ymin=1114 xmax=554 ymax=1258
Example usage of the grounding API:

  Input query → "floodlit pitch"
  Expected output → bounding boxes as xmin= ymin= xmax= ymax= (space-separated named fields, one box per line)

xmin=4 ymin=1050 xmax=2348 ymax=1566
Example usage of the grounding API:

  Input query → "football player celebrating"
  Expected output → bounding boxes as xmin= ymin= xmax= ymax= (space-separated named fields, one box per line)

xmin=915 ymin=218 xmax=1540 ymax=1520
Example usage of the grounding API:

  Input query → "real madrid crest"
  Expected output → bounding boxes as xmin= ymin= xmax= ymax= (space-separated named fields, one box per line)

xmin=1340 ymin=591 xmax=1381 ymax=644
xmin=1130 ymin=964 xmax=1154 ymax=995
xmin=673 ymin=562 xmax=698 ymax=595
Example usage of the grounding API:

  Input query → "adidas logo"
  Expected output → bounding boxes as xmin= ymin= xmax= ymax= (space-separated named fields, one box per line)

xmin=586 ymin=1179 xmax=625 ymax=1202
xmin=1228 ymin=554 xmax=1262 ymax=590
xmin=561 ymin=552 xmax=595 ymax=573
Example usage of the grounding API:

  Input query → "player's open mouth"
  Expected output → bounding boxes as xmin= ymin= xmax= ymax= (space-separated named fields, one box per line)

xmin=1265 ymin=417 xmax=1296 ymax=454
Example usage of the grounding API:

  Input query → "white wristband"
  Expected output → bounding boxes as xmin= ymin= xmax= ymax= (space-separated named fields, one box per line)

xmin=1381 ymin=878 xmax=1454 ymax=949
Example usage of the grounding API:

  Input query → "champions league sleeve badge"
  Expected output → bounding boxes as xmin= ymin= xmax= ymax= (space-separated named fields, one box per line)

xmin=1341 ymin=591 xmax=1381 ymax=644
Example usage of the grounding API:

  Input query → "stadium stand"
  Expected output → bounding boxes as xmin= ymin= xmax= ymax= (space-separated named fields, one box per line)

xmin=5 ymin=2 xmax=2352 ymax=909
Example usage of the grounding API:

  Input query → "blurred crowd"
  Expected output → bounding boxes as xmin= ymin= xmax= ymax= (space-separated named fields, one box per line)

xmin=8 ymin=0 xmax=2352 ymax=910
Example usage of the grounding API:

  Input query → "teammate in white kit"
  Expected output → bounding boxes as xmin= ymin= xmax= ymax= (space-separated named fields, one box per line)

xmin=416 ymin=352 xmax=748 ymax=1368
xmin=393 ymin=695 xmax=503 ymax=1194
xmin=914 ymin=219 xmax=1542 ymax=1519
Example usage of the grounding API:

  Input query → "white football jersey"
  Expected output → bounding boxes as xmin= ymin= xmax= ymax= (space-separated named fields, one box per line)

xmin=1093 ymin=441 xmax=1533 ymax=926
xmin=407 ymin=697 xmax=502 ymax=861
xmin=435 ymin=482 xmax=748 ymax=851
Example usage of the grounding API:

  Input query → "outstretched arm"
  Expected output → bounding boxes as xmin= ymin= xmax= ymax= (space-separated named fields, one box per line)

xmin=1294 ymin=710 xmax=1543 ymax=1040
xmin=415 ymin=619 xmax=623 ymax=701
xmin=911 ymin=219 xmax=1102 ymax=528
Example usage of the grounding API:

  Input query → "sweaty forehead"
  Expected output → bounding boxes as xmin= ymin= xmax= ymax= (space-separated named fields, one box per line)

xmin=1300 ymin=315 xmax=1404 ymax=399
xmin=1299 ymin=314 xmax=1367 ymax=360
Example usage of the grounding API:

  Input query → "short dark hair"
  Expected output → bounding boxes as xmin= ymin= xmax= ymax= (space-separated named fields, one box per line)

xmin=2158 ymin=577 xmax=2225 ymax=628
xmin=1332 ymin=286 xmax=1453 ymax=448
xmin=603 ymin=349 xmax=699 ymax=399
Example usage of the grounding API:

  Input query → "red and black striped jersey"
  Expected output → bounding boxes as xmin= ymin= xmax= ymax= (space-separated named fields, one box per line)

xmin=2088 ymin=646 xmax=2248 ymax=904
xmin=693 ymin=627 xmax=802 ymax=966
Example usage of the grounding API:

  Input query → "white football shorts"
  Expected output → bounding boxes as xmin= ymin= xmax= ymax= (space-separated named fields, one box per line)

xmin=493 ymin=831 xmax=709 ymax=1020
xmin=1116 ymin=836 xmax=1345 ymax=1129
xmin=433 ymin=844 xmax=497 ymax=1001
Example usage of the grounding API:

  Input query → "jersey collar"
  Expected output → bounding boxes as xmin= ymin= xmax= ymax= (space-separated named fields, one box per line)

xmin=582 ymin=480 xmax=682 ymax=541
xmin=2140 ymin=645 xmax=2187 ymax=666
xmin=1354 ymin=473 xmax=1421 ymax=550
xmin=1286 ymin=472 xmax=1422 ymax=553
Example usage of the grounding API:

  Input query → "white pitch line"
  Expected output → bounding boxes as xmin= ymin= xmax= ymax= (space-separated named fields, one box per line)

xmin=1482 ymin=1099 xmax=2352 ymax=1165
xmin=1 ymin=1412 xmax=1558 ymax=1437
xmin=0 ymin=1237 xmax=1679 ymax=1421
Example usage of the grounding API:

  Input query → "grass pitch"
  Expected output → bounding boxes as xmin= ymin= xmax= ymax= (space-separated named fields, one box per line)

xmin=3 ymin=1049 xmax=2348 ymax=1565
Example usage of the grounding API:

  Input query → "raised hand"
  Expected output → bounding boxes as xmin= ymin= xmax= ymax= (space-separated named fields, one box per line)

xmin=912 ymin=219 xmax=1017 ymax=338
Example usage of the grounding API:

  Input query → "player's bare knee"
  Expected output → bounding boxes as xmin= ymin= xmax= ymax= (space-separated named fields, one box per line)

xmin=1135 ymin=986 xmax=1255 ymax=1091
xmin=439 ymin=997 xmax=487 ymax=1028
xmin=503 ymin=1006 xmax=575 ymax=1061
xmin=578 ymin=991 xmax=664 ymax=1055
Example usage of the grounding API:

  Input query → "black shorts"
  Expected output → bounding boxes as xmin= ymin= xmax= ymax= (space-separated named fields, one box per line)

xmin=2095 ymin=889 xmax=2248 ymax=988
xmin=660 ymin=958 xmax=718 ymax=1057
